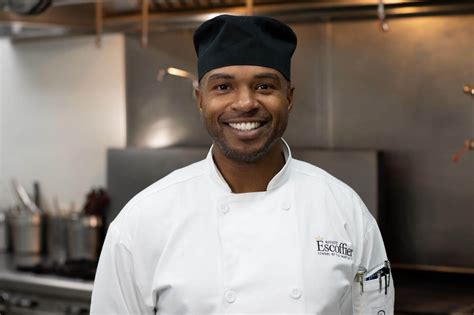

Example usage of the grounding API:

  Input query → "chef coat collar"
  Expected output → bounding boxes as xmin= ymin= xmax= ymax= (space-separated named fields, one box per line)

xmin=206 ymin=138 xmax=292 ymax=193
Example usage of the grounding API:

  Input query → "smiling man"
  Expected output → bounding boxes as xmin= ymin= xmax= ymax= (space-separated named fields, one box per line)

xmin=91 ymin=15 xmax=394 ymax=315
xmin=196 ymin=65 xmax=293 ymax=193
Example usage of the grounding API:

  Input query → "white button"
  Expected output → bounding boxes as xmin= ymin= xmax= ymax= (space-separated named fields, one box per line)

xmin=281 ymin=200 xmax=291 ymax=211
xmin=219 ymin=203 xmax=229 ymax=214
xmin=290 ymin=287 xmax=302 ymax=299
xmin=224 ymin=290 xmax=236 ymax=303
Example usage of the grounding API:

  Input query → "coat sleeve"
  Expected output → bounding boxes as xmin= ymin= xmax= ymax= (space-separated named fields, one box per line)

xmin=352 ymin=206 xmax=395 ymax=315
xmin=90 ymin=223 xmax=149 ymax=314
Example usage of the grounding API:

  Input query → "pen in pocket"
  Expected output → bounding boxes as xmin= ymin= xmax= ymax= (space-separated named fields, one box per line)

xmin=365 ymin=260 xmax=391 ymax=294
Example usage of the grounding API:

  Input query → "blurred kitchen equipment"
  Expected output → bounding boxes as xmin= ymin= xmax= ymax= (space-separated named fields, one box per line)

xmin=157 ymin=67 xmax=198 ymax=86
xmin=46 ymin=214 xmax=68 ymax=264
xmin=33 ymin=181 xmax=41 ymax=209
xmin=66 ymin=214 xmax=102 ymax=261
xmin=463 ymin=84 xmax=474 ymax=96
xmin=83 ymin=188 xmax=109 ymax=216
xmin=66 ymin=188 xmax=109 ymax=261
xmin=6 ymin=0 xmax=52 ymax=15
xmin=0 ymin=210 xmax=7 ymax=252
xmin=157 ymin=67 xmax=199 ymax=98
xmin=8 ymin=210 xmax=42 ymax=255
xmin=453 ymin=83 xmax=473 ymax=162
xmin=11 ymin=179 xmax=41 ymax=214
xmin=452 ymin=139 xmax=474 ymax=163
xmin=377 ymin=0 xmax=389 ymax=32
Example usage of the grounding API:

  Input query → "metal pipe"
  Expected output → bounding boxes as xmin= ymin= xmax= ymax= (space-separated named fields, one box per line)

xmin=246 ymin=0 xmax=253 ymax=16
xmin=142 ymin=0 xmax=150 ymax=47
xmin=377 ymin=0 xmax=390 ymax=32
xmin=104 ymin=1 xmax=474 ymax=28
xmin=95 ymin=0 xmax=102 ymax=48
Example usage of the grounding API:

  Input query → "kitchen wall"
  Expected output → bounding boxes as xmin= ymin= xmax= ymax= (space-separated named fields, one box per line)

xmin=125 ymin=14 xmax=474 ymax=268
xmin=0 ymin=34 xmax=126 ymax=210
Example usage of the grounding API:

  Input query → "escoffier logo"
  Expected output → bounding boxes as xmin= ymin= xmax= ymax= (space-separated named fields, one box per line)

xmin=315 ymin=236 xmax=353 ymax=260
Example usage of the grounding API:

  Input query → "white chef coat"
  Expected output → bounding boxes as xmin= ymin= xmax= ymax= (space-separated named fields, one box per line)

xmin=91 ymin=140 xmax=394 ymax=315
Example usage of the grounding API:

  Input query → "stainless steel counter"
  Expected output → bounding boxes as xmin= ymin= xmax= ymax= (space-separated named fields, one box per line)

xmin=0 ymin=253 xmax=93 ymax=297
xmin=0 ymin=253 xmax=93 ymax=313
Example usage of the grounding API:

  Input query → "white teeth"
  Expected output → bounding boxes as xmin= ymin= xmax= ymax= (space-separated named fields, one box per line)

xmin=228 ymin=122 xmax=261 ymax=131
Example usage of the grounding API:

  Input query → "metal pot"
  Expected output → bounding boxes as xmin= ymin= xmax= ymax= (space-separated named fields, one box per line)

xmin=8 ymin=211 xmax=42 ymax=255
xmin=46 ymin=215 xmax=68 ymax=263
xmin=0 ymin=211 xmax=7 ymax=252
xmin=66 ymin=214 xmax=102 ymax=261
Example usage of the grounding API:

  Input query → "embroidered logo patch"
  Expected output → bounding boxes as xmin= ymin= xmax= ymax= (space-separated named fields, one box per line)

xmin=315 ymin=236 xmax=353 ymax=260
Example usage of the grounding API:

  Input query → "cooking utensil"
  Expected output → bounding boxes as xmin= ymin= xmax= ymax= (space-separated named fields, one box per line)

xmin=7 ymin=0 xmax=51 ymax=15
xmin=11 ymin=179 xmax=41 ymax=214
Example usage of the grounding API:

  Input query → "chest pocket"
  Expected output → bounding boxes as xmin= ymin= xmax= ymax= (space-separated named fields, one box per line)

xmin=352 ymin=273 xmax=394 ymax=315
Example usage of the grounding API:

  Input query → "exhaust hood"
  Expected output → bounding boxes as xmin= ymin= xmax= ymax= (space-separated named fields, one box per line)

xmin=1 ymin=0 xmax=473 ymax=40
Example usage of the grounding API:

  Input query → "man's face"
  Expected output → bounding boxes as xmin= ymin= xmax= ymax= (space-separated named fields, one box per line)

xmin=196 ymin=65 xmax=294 ymax=163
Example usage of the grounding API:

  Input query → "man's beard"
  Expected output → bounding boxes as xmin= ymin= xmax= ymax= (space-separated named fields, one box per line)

xmin=205 ymin=122 xmax=286 ymax=164
xmin=211 ymin=134 xmax=281 ymax=163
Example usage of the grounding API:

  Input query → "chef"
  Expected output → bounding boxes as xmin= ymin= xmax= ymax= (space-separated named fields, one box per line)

xmin=91 ymin=14 xmax=394 ymax=315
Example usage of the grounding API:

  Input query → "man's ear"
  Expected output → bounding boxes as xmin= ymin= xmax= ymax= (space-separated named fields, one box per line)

xmin=195 ymin=87 xmax=203 ymax=112
xmin=287 ymin=86 xmax=295 ymax=112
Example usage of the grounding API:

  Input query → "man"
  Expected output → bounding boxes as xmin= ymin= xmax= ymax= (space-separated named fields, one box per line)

xmin=91 ymin=14 xmax=394 ymax=314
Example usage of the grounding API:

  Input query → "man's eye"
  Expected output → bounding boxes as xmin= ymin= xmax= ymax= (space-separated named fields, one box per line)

xmin=256 ymin=84 xmax=273 ymax=90
xmin=215 ymin=84 xmax=230 ymax=91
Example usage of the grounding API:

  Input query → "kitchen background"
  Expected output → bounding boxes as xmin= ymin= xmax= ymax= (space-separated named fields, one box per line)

xmin=0 ymin=0 xmax=473 ymax=313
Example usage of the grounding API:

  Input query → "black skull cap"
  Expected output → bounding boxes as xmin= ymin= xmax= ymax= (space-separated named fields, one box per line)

xmin=193 ymin=14 xmax=297 ymax=81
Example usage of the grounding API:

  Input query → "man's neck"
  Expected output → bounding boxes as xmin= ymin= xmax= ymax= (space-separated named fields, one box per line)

xmin=212 ymin=142 xmax=286 ymax=193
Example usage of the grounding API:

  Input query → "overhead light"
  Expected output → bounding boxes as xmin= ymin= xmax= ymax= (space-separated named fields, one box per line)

xmin=157 ymin=67 xmax=198 ymax=90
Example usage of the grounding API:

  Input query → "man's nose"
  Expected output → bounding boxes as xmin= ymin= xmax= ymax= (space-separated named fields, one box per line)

xmin=231 ymin=88 xmax=258 ymax=112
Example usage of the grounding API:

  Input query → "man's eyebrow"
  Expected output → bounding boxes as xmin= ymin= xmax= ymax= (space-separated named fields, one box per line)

xmin=206 ymin=73 xmax=235 ymax=82
xmin=253 ymin=73 xmax=281 ymax=80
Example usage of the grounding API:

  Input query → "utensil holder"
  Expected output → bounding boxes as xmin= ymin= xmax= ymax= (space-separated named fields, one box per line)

xmin=66 ymin=214 xmax=102 ymax=261
xmin=8 ymin=211 xmax=42 ymax=255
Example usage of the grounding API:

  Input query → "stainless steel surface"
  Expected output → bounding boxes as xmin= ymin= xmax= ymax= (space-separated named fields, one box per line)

xmin=66 ymin=215 xmax=102 ymax=261
xmin=125 ymin=31 xmax=209 ymax=148
xmin=8 ymin=211 xmax=42 ymax=255
xmin=329 ymin=15 xmax=474 ymax=268
xmin=0 ymin=270 xmax=93 ymax=300
xmin=0 ymin=253 xmax=93 ymax=314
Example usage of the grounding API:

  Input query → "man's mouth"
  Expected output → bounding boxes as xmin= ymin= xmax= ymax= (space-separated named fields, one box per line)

xmin=228 ymin=122 xmax=262 ymax=131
